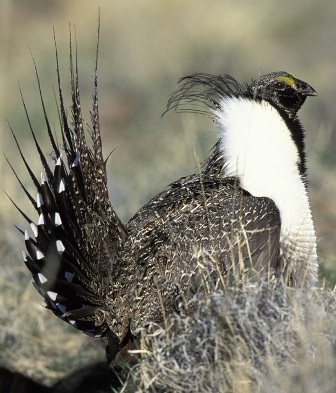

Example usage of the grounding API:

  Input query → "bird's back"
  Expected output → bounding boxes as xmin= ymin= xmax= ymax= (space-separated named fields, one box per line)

xmin=114 ymin=173 xmax=281 ymax=334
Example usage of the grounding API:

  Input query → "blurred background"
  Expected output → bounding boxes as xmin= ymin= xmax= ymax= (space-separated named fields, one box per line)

xmin=1 ymin=0 xmax=335 ymax=386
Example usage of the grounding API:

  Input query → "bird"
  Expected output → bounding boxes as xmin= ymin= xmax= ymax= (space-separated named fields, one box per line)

xmin=8 ymin=40 xmax=318 ymax=373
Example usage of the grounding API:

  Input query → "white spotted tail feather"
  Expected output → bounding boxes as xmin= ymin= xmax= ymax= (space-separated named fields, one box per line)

xmin=7 ymin=34 xmax=126 ymax=340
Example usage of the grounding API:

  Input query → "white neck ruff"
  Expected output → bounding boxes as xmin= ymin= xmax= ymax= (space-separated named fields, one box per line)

xmin=216 ymin=97 xmax=317 ymax=285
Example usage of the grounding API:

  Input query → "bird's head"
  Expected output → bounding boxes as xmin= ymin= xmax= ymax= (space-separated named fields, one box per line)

xmin=246 ymin=71 xmax=317 ymax=118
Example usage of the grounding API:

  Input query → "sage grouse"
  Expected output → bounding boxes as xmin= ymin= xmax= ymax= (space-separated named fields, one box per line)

xmin=10 ymin=45 xmax=318 ymax=366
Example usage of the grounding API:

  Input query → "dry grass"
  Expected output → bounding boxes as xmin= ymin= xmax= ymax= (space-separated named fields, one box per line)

xmin=1 ymin=0 xmax=336 ymax=390
xmin=122 ymin=282 xmax=336 ymax=393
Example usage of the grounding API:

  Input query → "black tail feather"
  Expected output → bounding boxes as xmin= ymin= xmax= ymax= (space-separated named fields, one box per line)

xmin=19 ymin=87 xmax=54 ymax=182
xmin=30 ymin=47 xmax=61 ymax=158
xmin=7 ymin=123 xmax=42 ymax=200
xmin=8 ymin=28 xmax=127 ymax=342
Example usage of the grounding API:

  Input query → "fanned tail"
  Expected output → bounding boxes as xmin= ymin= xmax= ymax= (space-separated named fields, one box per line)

xmin=8 ymin=28 xmax=127 ymax=340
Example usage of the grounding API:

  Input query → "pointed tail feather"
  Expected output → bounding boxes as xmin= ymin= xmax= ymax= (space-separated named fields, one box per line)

xmin=8 ymin=30 xmax=127 ymax=342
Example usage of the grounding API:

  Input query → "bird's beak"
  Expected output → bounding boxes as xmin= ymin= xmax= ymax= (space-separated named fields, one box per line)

xmin=297 ymin=84 xmax=318 ymax=97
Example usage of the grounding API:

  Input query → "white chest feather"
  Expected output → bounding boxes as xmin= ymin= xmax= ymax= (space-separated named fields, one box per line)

xmin=215 ymin=97 xmax=317 ymax=285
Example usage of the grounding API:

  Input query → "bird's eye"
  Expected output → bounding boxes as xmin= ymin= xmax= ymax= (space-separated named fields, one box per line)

xmin=274 ymin=81 xmax=286 ymax=90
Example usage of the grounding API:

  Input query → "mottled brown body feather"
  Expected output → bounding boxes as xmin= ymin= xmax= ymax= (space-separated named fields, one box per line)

xmin=114 ymin=172 xmax=280 ymax=337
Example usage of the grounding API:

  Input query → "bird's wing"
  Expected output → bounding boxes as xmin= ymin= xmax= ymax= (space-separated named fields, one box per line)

xmin=121 ymin=174 xmax=281 ymax=332
xmin=8 ymin=33 xmax=127 ymax=346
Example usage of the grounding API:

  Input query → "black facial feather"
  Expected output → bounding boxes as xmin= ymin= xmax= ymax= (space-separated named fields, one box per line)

xmin=246 ymin=71 xmax=317 ymax=118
